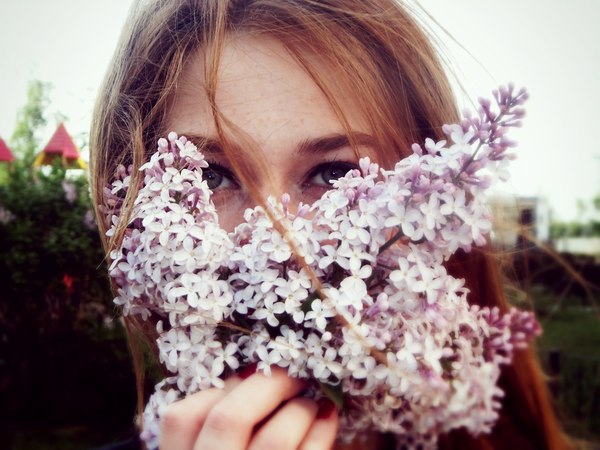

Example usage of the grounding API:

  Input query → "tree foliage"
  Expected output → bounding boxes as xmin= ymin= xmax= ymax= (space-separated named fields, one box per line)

xmin=551 ymin=194 xmax=600 ymax=238
xmin=10 ymin=80 xmax=50 ymax=164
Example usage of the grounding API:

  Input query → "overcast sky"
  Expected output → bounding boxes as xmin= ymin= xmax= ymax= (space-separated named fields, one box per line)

xmin=1 ymin=0 xmax=598 ymax=221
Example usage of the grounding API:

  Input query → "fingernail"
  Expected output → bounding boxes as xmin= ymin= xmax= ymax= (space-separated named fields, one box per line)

xmin=317 ymin=398 xmax=336 ymax=419
xmin=238 ymin=362 xmax=258 ymax=379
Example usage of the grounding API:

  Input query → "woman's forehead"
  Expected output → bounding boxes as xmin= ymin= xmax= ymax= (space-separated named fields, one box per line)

xmin=165 ymin=35 xmax=370 ymax=143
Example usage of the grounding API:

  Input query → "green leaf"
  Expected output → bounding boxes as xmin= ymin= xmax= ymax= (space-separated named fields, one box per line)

xmin=301 ymin=293 xmax=319 ymax=313
xmin=319 ymin=381 xmax=344 ymax=409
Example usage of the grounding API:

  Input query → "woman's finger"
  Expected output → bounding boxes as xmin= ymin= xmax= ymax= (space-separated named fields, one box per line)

xmin=194 ymin=367 xmax=307 ymax=450
xmin=299 ymin=399 xmax=339 ymax=450
xmin=248 ymin=397 xmax=319 ymax=450
xmin=159 ymin=376 xmax=242 ymax=450
xmin=159 ymin=388 xmax=227 ymax=450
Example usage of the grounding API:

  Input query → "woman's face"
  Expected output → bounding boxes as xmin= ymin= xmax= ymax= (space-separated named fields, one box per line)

xmin=165 ymin=35 xmax=376 ymax=231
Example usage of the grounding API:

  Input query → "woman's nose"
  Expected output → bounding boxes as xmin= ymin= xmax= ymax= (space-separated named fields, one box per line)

xmin=257 ymin=180 xmax=302 ymax=213
xmin=257 ymin=175 xmax=286 ymax=202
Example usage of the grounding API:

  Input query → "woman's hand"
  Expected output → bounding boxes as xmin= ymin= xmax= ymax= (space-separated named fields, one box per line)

xmin=158 ymin=366 xmax=339 ymax=450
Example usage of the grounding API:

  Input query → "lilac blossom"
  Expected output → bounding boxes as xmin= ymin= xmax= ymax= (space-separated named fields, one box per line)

xmin=83 ymin=209 xmax=97 ymax=230
xmin=106 ymin=86 xmax=539 ymax=450
xmin=0 ymin=206 xmax=15 ymax=225
xmin=62 ymin=180 xmax=77 ymax=203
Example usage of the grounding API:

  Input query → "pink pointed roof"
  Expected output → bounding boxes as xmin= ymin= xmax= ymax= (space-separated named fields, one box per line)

xmin=0 ymin=137 xmax=15 ymax=162
xmin=43 ymin=123 xmax=80 ymax=159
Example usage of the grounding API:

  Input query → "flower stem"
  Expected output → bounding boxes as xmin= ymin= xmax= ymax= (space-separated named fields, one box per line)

xmin=378 ymin=227 xmax=404 ymax=255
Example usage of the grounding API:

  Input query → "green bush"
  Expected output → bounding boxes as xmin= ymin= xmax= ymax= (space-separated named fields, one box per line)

xmin=0 ymin=162 xmax=137 ymax=445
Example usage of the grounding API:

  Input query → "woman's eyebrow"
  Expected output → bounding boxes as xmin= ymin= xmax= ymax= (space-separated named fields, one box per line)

xmin=180 ymin=133 xmax=226 ymax=155
xmin=179 ymin=131 xmax=375 ymax=156
xmin=296 ymin=132 xmax=376 ymax=156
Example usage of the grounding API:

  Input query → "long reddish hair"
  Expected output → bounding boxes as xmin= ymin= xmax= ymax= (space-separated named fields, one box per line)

xmin=90 ymin=1 xmax=571 ymax=448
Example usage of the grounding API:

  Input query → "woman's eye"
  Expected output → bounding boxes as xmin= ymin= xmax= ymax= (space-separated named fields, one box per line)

xmin=202 ymin=164 xmax=237 ymax=190
xmin=306 ymin=161 xmax=358 ymax=187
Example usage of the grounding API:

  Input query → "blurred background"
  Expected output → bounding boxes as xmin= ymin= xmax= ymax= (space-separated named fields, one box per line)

xmin=0 ymin=0 xmax=598 ymax=448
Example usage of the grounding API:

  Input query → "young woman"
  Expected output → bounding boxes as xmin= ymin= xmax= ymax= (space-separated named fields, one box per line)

xmin=90 ymin=1 xmax=571 ymax=449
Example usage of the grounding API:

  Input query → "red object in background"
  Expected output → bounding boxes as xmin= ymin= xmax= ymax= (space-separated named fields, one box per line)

xmin=33 ymin=123 xmax=86 ymax=169
xmin=0 ymin=137 xmax=15 ymax=162
xmin=63 ymin=273 xmax=74 ymax=295
xmin=43 ymin=123 xmax=80 ymax=159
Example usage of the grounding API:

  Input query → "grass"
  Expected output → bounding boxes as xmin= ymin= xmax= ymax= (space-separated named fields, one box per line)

xmin=530 ymin=286 xmax=600 ymax=443
xmin=538 ymin=308 xmax=600 ymax=357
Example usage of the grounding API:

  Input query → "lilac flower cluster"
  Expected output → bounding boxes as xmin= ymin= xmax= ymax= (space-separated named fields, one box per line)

xmin=105 ymin=85 xmax=539 ymax=450
xmin=0 ymin=206 xmax=15 ymax=225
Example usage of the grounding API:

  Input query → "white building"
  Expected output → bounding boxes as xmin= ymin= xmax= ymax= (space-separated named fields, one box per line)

xmin=488 ymin=196 xmax=551 ymax=249
xmin=554 ymin=237 xmax=600 ymax=256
